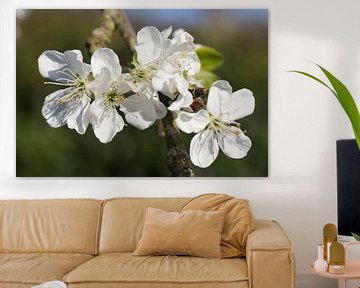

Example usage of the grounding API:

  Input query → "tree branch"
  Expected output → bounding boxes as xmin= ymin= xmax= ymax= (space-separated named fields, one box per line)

xmin=87 ymin=10 xmax=136 ymax=54
xmin=86 ymin=10 xmax=115 ymax=54
xmin=111 ymin=10 xmax=136 ymax=54
xmin=159 ymin=94 xmax=194 ymax=177
xmin=87 ymin=9 xmax=194 ymax=177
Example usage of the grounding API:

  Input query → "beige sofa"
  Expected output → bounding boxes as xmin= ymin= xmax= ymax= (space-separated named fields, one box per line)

xmin=0 ymin=198 xmax=295 ymax=288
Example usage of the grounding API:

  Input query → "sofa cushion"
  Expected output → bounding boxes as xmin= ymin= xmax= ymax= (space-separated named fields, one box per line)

xmin=0 ymin=199 xmax=102 ymax=254
xmin=181 ymin=194 xmax=254 ymax=258
xmin=99 ymin=198 xmax=190 ymax=253
xmin=134 ymin=207 xmax=225 ymax=258
xmin=0 ymin=253 xmax=93 ymax=285
xmin=63 ymin=253 xmax=248 ymax=284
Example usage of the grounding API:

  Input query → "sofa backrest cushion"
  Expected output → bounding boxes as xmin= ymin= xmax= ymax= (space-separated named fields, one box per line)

xmin=0 ymin=199 xmax=102 ymax=254
xmin=181 ymin=194 xmax=254 ymax=258
xmin=99 ymin=198 xmax=189 ymax=253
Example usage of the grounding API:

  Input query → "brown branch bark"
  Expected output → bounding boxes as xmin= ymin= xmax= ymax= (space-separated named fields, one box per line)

xmin=87 ymin=9 xmax=194 ymax=177
xmin=162 ymin=113 xmax=194 ymax=177
xmin=111 ymin=10 xmax=137 ymax=54
xmin=159 ymin=93 xmax=194 ymax=177
xmin=87 ymin=10 xmax=136 ymax=55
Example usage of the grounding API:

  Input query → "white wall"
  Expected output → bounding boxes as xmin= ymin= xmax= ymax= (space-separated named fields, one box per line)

xmin=1 ymin=1 xmax=359 ymax=287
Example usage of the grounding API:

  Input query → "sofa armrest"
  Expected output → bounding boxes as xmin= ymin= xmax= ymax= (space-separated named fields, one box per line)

xmin=246 ymin=220 xmax=295 ymax=288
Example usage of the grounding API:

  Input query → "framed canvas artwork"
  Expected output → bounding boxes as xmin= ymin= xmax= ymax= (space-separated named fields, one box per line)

xmin=16 ymin=9 xmax=268 ymax=177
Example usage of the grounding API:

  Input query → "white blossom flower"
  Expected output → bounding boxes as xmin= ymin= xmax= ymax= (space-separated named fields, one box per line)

xmin=175 ymin=80 xmax=255 ymax=168
xmin=38 ymin=25 xmax=256 ymax=161
xmin=38 ymin=50 xmax=93 ymax=134
xmin=166 ymin=28 xmax=200 ymax=77
xmin=152 ymin=70 xmax=194 ymax=111
xmin=132 ymin=26 xmax=200 ymax=110
xmin=88 ymin=48 xmax=160 ymax=143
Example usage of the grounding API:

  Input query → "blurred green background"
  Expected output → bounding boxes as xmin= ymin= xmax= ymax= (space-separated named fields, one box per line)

xmin=16 ymin=9 xmax=268 ymax=177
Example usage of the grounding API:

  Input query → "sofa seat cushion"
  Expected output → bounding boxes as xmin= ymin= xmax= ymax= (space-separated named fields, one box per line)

xmin=64 ymin=253 xmax=248 ymax=285
xmin=0 ymin=253 xmax=93 ymax=285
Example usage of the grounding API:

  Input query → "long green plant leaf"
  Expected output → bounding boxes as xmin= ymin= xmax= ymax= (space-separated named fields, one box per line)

xmin=351 ymin=232 xmax=360 ymax=241
xmin=290 ymin=64 xmax=360 ymax=150
xmin=316 ymin=65 xmax=360 ymax=148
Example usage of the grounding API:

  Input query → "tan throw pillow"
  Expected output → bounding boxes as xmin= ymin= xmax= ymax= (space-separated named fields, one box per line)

xmin=181 ymin=194 xmax=254 ymax=258
xmin=134 ymin=207 xmax=225 ymax=258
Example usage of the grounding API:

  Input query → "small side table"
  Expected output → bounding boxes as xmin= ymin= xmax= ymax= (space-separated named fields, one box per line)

xmin=311 ymin=242 xmax=360 ymax=288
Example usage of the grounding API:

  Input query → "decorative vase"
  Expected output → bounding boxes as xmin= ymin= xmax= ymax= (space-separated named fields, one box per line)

xmin=314 ymin=244 xmax=328 ymax=272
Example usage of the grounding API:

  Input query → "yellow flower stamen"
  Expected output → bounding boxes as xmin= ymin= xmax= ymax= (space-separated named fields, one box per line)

xmin=103 ymin=86 xmax=125 ymax=108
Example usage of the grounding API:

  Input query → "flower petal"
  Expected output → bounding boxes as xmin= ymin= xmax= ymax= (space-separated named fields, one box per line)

xmin=64 ymin=49 xmax=83 ymax=62
xmin=177 ymin=75 xmax=190 ymax=93
xmin=66 ymin=95 xmax=91 ymax=134
xmin=121 ymin=94 xmax=157 ymax=130
xmin=93 ymin=108 xmax=125 ymax=143
xmin=172 ymin=29 xmax=195 ymax=45
xmin=141 ymin=87 xmax=167 ymax=119
xmin=150 ymin=97 xmax=167 ymax=119
xmin=88 ymin=67 xmax=112 ymax=98
xmin=168 ymin=92 xmax=192 ymax=111
xmin=115 ymin=81 xmax=133 ymax=95
xmin=38 ymin=50 xmax=90 ymax=82
xmin=190 ymin=129 xmax=219 ymax=168
xmin=217 ymin=127 xmax=252 ymax=159
xmin=175 ymin=110 xmax=210 ymax=134
xmin=185 ymin=51 xmax=201 ymax=76
xmin=161 ymin=26 xmax=172 ymax=39
xmin=122 ymin=73 xmax=142 ymax=93
xmin=206 ymin=80 xmax=232 ymax=116
xmin=135 ymin=26 xmax=163 ymax=66
xmin=90 ymin=99 xmax=106 ymax=127
xmin=167 ymin=77 xmax=194 ymax=111
xmin=165 ymin=42 xmax=191 ymax=58
xmin=225 ymin=88 xmax=255 ymax=122
xmin=64 ymin=50 xmax=91 ymax=78
xmin=41 ymin=88 xmax=77 ymax=127
xmin=152 ymin=70 xmax=177 ymax=99
xmin=38 ymin=50 xmax=71 ymax=82
xmin=164 ymin=29 xmax=195 ymax=57
xmin=91 ymin=48 xmax=121 ymax=80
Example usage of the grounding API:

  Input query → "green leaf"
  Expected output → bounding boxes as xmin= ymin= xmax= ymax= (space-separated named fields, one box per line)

xmin=316 ymin=65 xmax=360 ymax=149
xmin=290 ymin=64 xmax=360 ymax=150
xmin=351 ymin=232 xmax=360 ymax=241
xmin=289 ymin=70 xmax=336 ymax=97
xmin=196 ymin=46 xmax=224 ymax=71
xmin=197 ymin=70 xmax=219 ymax=89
